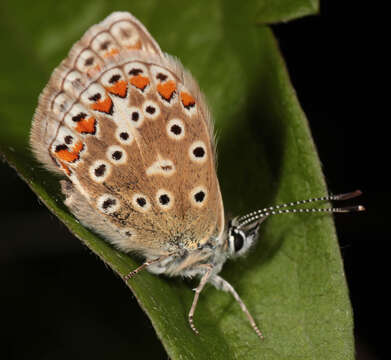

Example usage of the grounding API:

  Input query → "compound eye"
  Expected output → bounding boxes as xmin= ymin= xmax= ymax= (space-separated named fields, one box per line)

xmin=233 ymin=231 xmax=245 ymax=252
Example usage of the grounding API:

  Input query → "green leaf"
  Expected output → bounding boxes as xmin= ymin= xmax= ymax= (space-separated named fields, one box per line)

xmin=0 ymin=0 xmax=353 ymax=359
xmin=254 ymin=0 xmax=319 ymax=24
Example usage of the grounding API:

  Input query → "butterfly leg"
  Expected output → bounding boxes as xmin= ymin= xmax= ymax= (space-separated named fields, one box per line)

xmin=123 ymin=255 xmax=171 ymax=281
xmin=188 ymin=264 xmax=214 ymax=335
xmin=210 ymin=274 xmax=264 ymax=340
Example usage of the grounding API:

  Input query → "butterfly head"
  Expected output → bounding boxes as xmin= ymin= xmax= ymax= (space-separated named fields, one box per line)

xmin=226 ymin=216 xmax=266 ymax=258
xmin=224 ymin=190 xmax=365 ymax=258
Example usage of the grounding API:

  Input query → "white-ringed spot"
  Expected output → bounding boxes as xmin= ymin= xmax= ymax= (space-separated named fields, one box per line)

xmin=179 ymin=86 xmax=197 ymax=116
xmin=115 ymin=127 xmax=134 ymax=145
xmin=110 ymin=21 xmax=140 ymax=49
xmin=90 ymin=32 xmax=119 ymax=58
xmin=81 ymin=83 xmax=113 ymax=115
xmin=132 ymin=193 xmax=151 ymax=212
xmin=76 ymin=49 xmax=102 ymax=76
xmin=52 ymin=93 xmax=71 ymax=116
xmin=128 ymin=106 xmax=144 ymax=127
xmin=166 ymin=118 xmax=185 ymax=140
xmin=106 ymin=145 xmax=127 ymax=165
xmin=100 ymin=68 xmax=127 ymax=98
xmin=151 ymin=66 xmax=177 ymax=106
xmin=146 ymin=159 xmax=175 ymax=177
xmin=64 ymin=135 xmax=74 ymax=145
xmin=189 ymin=141 xmax=207 ymax=164
xmin=156 ymin=189 xmax=174 ymax=210
xmin=89 ymin=160 xmax=111 ymax=183
xmin=190 ymin=186 xmax=208 ymax=208
xmin=63 ymin=70 xmax=85 ymax=94
xmin=97 ymin=194 xmax=120 ymax=214
xmin=142 ymin=100 xmax=160 ymax=120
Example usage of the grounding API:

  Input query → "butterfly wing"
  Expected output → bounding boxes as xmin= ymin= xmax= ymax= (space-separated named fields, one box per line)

xmin=31 ymin=12 xmax=224 ymax=256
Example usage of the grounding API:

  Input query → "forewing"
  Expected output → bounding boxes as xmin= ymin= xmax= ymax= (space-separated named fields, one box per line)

xmin=30 ymin=12 xmax=224 ymax=255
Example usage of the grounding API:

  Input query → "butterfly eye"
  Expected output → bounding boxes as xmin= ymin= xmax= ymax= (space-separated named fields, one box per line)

xmin=227 ymin=223 xmax=250 ymax=257
xmin=233 ymin=231 xmax=245 ymax=252
xmin=227 ymin=218 xmax=263 ymax=257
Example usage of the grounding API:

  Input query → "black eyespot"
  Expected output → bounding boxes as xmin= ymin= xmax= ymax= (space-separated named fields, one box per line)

xmin=102 ymin=198 xmax=116 ymax=210
xmin=156 ymin=73 xmax=168 ymax=81
xmin=120 ymin=132 xmax=129 ymax=140
xmin=94 ymin=164 xmax=106 ymax=177
xmin=194 ymin=191 xmax=205 ymax=203
xmin=159 ymin=194 xmax=170 ymax=205
xmin=112 ymin=151 xmax=122 ymax=160
xmin=137 ymin=197 xmax=146 ymax=207
xmin=233 ymin=231 xmax=244 ymax=252
xmin=64 ymin=135 xmax=73 ymax=144
xmin=193 ymin=147 xmax=205 ymax=158
xmin=131 ymin=112 xmax=139 ymax=121
xmin=72 ymin=112 xmax=87 ymax=122
xmin=71 ymin=78 xmax=82 ymax=88
xmin=146 ymin=105 xmax=155 ymax=114
xmin=171 ymin=124 xmax=182 ymax=135
xmin=85 ymin=57 xmax=94 ymax=66
xmin=128 ymin=68 xmax=143 ymax=76
xmin=55 ymin=144 xmax=68 ymax=152
xmin=120 ymin=28 xmax=131 ymax=38
xmin=89 ymin=93 xmax=101 ymax=102
xmin=100 ymin=40 xmax=111 ymax=50
xmin=109 ymin=74 xmax=121 ymax=84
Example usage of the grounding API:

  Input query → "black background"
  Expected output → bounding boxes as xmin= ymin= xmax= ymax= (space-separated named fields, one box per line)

xmin=1 ymin=2 xmax=385 ymax=359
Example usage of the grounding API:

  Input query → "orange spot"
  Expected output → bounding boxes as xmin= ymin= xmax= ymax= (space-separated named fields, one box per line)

xmin=157 ymin=80 xmax=176 ymax=101
xmin=55 ymin=141 xmax=84 ymax=163
xmin=181 ymin=92 xmax=195 ymax=108
xmin=91 ymin=96 xmax=113 ymax=114
xmin=107 ymin=80 xmax=127 ymax=98
xmin=126 ymin=40 xmax=142 ymax=50
xmin=104 ymin=48 xmax=119 ymax=58
xmin=73 ymin=141 xmax=83 ymax=155
xmin=130 ymin=75 xmax=150 ymax=91
xmin=60 ymin=162 xmax=71 ymax=176
xmin=75 ymin=116 xmax=96 ymax=134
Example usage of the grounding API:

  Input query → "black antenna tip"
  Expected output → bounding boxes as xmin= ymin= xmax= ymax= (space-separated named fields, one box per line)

xmin=333 ymin=190 xmax=363 ymax=201
xmin=339 ymin=205 xmax=366 ymax=213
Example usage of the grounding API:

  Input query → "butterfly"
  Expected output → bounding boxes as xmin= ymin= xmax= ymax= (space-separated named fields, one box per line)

xmin=30 ymin=11 xmax=363 ymax=339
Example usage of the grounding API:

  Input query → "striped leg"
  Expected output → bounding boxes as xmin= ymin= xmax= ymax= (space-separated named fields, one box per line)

xmin=210 ymin=274 xmax=264 ymax=340
xmin=188 ymin=264 xmax=213 ymax=335
xmin=123 ymin=255 xmax=169 ymax=281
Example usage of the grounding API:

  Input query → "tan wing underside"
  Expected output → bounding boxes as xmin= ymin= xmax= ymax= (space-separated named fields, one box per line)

xmin=30 ymin=12 xmax=224 ymax=256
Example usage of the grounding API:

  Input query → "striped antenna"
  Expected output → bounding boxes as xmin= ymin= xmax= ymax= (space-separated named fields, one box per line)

xmin=237 ymin=190 xmax=365 ymax=229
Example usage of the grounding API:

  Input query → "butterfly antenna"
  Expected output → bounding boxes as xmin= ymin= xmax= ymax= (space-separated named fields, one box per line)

xmin=237 ymin=190 xmax=365 ymax=229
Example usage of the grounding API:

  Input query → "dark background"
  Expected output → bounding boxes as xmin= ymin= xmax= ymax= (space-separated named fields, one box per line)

xmin=1 ymin=2 xmax=384 ymax=359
